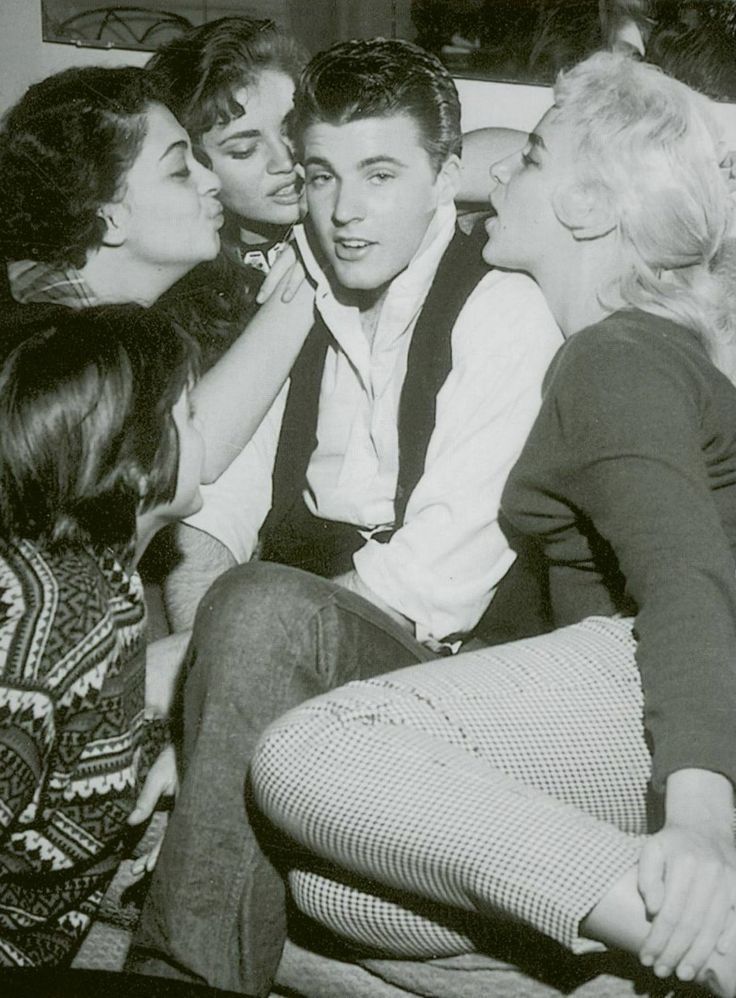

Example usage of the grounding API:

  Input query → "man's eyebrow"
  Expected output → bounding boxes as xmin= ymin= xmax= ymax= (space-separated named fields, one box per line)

xmin=304 ymin=154 xmax=408 ymax=169
xmin=358 ymin=155 xmax=407 ymax=169
xmin=304 ymin=155 xmax=333 ymax=169
xmin=218 ymin=129 xmax=260 ymax=146
xmin=160 ymin=139 xmax=188 ymax=160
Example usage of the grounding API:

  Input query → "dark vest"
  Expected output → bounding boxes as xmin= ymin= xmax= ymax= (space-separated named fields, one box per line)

xmin=259 ymin=224 xmax=489 ymax=578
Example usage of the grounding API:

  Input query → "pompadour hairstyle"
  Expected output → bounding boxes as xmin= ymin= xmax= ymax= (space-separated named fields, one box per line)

xmin=293 ymin=37 xmax=462 ymax=171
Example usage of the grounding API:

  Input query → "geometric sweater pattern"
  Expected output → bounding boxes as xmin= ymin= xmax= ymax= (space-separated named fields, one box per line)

xmin=0 ymin=538 xmax=161 ymax=966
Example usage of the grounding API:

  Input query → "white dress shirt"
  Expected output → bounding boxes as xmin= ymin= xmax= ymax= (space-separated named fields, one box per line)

xmin=187 ymin=202 xmax=562 ymax=645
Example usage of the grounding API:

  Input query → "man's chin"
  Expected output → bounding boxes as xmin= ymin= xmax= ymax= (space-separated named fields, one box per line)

xmin=330 ymin=261 xmax=386 ymax=292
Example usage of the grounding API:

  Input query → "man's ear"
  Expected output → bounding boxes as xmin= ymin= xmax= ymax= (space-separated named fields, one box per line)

xmin=97 ymin=199 xmax=130 ymax=248
xmin=437 ymin=154 xmax=461 ymax=205
xmin=552 ymin=181 xmax=617 ymax=240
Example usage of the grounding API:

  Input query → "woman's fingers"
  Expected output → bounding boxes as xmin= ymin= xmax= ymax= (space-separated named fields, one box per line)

xmin=276 ymin=259 xmax=309 ymax=303
xmin=127 ymin=745 xmax=178 ymax=825
xmin=639 ymin=857 xmax=694 ymax=972
xmin=717 ymin=905 xmax=736 ymax=956
xmin=637 ymin=836 xmax=666 ymax=917
xmin=640 ymin=855 xmax=735 ymax=982
xmin=255 ymin=244 xmax=298 ymax=303
xmin=675 ymin=882 xmax=731 ymax=981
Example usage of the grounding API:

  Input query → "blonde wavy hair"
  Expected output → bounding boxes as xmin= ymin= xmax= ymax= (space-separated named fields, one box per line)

xmin=554 ymin=51 xmax=736 ymax=379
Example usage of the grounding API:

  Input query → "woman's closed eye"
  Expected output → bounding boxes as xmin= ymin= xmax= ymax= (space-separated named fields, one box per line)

xmin=306 ymin=170 xmax=333 ymax=187
xmin=227 ymin=145 xmax=257 ymax=161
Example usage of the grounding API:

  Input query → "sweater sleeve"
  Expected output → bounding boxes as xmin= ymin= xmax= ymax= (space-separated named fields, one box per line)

xmin=0 ymin=687 xmax=56 ymax=841
xmin=0 ymin=550 xmax=139 ymax=872
xmin=528 ymin=323 xmax=736 ymax=790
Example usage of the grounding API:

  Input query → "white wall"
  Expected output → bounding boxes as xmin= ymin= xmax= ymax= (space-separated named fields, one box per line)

xmin=456 ymin=77 xmax=553 ymax=133
xmin=0 ymin=1 xmax=550 ymax=128
xmin=0 ymin=0 xmax=147 ymax=113
xmin=456 ymin=74 xmax=736 ymax=149
xmin=0 ymin=0 xmax=413 ymax=113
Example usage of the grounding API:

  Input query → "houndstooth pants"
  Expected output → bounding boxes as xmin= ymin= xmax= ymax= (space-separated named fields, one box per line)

xmin=252 ymin=616 xmax=651 ymax=959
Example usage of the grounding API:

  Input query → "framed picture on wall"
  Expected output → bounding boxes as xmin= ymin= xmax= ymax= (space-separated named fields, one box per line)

xmin=39 ymin=1 xmax=413 ymax=55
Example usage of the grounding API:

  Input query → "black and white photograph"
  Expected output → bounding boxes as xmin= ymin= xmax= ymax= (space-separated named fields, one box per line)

xmin=2 ymin=3 xmax=736 ymax=997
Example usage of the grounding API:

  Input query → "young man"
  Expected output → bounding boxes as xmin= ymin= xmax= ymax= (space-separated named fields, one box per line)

xmin=130 ymin=39 xmax=560 ymax=996
xmin=164 ymin=38 xmax=560 ymax=644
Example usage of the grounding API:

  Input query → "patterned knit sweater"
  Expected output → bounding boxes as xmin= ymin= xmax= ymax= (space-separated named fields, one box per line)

xmin=0 ymin=536 xmax=162 ymax=965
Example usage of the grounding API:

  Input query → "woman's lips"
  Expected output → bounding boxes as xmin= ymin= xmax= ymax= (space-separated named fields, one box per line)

xmin=270 ymin=180 xmax=301 ymax=205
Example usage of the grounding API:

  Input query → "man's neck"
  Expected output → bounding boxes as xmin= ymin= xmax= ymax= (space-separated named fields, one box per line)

xmin=334 ymin=284 xmax=389 ymax=348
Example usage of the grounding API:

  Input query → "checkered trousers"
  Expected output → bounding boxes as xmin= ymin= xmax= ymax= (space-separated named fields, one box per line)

xmin=252 ymin=616 xmax=650 ymax=958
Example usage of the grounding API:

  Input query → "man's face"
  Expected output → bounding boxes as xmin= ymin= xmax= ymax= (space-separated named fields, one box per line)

xmin=303 ymin=114 xmax=451 ymax=292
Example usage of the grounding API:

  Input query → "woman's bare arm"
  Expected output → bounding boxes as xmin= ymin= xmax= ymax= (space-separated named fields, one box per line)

xmin=193 ymin=260 xmax=314 ymax=483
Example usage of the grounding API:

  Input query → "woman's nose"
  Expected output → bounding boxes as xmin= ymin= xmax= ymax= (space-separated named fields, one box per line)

xmin=267 ymin=136 xmax=295 ymax=175
xmin=196 ymin=159 xmax=221 ymax=196
xmin=490 ymin=153 xmax=515 ymax=187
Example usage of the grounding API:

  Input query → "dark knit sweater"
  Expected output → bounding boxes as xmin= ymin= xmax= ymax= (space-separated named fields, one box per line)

xmin=0 ymin=538 xmax=163 ymax=965
xmin=502 ymin=309 xmax=736 ymax=790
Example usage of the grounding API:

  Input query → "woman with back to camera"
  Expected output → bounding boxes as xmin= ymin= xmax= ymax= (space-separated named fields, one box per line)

xmin=253 ymin=51 xmax=736 ymax=997
xmin=0 ymin=304 xmax=203 ymax=965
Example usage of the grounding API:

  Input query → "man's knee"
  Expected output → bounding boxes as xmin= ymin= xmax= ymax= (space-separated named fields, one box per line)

xmin=193 ymin=562 xmax=341 ymax=635
xmin=186 ymin=562 xmax=348 ymax=690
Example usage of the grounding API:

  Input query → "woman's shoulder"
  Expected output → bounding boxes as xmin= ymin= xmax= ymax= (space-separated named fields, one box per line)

xmin=550 ymin=309 xmax=717 ymax=393
xmin=0 ymin=539 xmax=114 ymax=654
xmin=157 ymin=251 xmax=262 ymax=370
xmin=566 ymin=308 xmax=699 ymax=354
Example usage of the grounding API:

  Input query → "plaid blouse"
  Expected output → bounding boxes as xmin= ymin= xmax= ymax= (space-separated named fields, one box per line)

xmin=7 ymin=260 xmax=97 ymax=308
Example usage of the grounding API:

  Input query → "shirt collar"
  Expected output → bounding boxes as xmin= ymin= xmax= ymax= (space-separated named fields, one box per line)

xmin=7 ymin=259 xmax=98 ymax=308
xmin=295 ymin=201 xmax=457 ymax=369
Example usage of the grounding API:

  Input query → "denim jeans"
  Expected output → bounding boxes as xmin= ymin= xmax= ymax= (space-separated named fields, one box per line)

xmin=128 ymin=562 xmax=433 ymax=996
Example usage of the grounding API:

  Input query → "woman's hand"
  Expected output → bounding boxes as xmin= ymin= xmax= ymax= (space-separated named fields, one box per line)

xmin=256 ymin=244 xmax=304 ymax=304
xmin=145 ymin=631 xmax=190 ymax=718
xmin=194 ymin=253 xmax=315 ymax=482
xmin=127 ymin=744 xmax=178 ymax=880
xmin=638 ymin=769 xmax=736 ymax=983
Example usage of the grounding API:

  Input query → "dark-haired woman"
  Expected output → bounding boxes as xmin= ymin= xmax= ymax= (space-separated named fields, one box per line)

xmin=0 ymin=64 xmax=314 ymax=483
xmin=0 ymin=305 xmax=201 ymax=966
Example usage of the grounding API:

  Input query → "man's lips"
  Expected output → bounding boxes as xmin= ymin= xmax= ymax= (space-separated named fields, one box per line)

xmin=333 ymin=237 xmax=376 ymax=261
